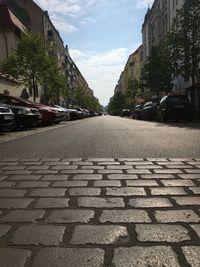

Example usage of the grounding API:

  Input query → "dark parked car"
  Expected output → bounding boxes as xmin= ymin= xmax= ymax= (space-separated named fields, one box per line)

xmin=89 ymin=110 xmax=96 ymax=117
xmin=82 ymin=109 xmax=90 ymax=118
xmin=0 ymin=105 xmax=15 ymax=131
xmin=75 ymin=107 xmax=85 ymax=119
xmin=133 ymin=104 xmax=143 ymax=119
xmin=157 ymin=95 xmax=193 ymax=122
xmin=2 ymin=104 xmax=41 ymax=129
xmin=65 ymin=108 xmax=80 ymax=120
xmin=121 ymin=109 xmax=131 ymax=117
xmin=142 ymin=101 xmax=158 ymax=120
xmin=0 ymin=94 xmax=58 ymax=125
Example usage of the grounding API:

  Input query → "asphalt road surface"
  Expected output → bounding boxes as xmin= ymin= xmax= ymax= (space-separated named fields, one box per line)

xmin=0 ymin=115 xmax=200 ymax=158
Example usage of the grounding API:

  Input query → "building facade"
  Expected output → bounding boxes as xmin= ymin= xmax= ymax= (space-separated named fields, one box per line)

xmin=0 ymin=2 xmax=25 ymax=99
xmin=114 ymin=45 xmax=143 ymax=106
xmin=0 ymin=0 xmax=92 ymax=107
xmin=142 ymin=0 xmax=185 ymax=94
xmin=142 ymin=0 xmax=173 ymax=62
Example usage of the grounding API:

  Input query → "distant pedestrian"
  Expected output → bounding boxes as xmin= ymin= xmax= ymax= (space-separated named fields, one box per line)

xmin=20 ymin=88 xmax=29 ymax=100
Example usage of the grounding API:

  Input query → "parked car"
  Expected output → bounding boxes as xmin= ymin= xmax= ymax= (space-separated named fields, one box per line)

xmin=0 ymin=105 xmax=15 ymax=131
xmin=4 ymin=104 xmax=41 ymax=129
xmin=157 ymin=95 xmax=193 ymax=122
xmin=51 ymin=105 xmax=69 ymax=122
xmin=121 ymin=109 xmax=131 ymax=117
xmin=82 ymin=109 xmax=90 ymax=118
xmin=142 ymin=101 xmax=158 ymax=120
xmin=64 ymin=108 xmax=80 ymax=120
xmin=75 ymin=107 xmax=85 ymax=119
xmin=0 ymin=94 xmax=58 ymax=124
xmin=89 ymin=110 xmax=96 ymax=117
xmin=133 ymin=104 xmax=143 ymax=119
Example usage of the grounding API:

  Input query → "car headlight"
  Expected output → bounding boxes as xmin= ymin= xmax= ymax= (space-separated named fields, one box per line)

xmin=17 ymin=108 xmax=32 ymax=115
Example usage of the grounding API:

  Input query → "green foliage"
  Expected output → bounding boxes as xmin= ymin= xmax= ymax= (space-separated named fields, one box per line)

xmin=107 ymin=91 xmax=126 ymax=115
xmin=0 ymin=30 xmax=68 ymax=102
xmin=142 ymin=43 xmax=173 ymax=98
xmin=44 ymin=57 xmax=69 ymax=102
xmin=125 ymin=78 xmax=142 ymax=107
xmin=169 ymin=0 xmax=200 ymax=85
xmin=127 ymin=79 xmax=142 ymax=97
xmin=74 ymin=87 xmax=102 ymax=112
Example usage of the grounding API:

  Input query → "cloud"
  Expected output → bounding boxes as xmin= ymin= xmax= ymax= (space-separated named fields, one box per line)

xmin=135 ymin=0 xmax=154 ymax=9
xmin=35 ymin=0 xmax=81 ymax=16
xmin=35 ymin=0 xmax=104 ymax=17
xmin=35 ymin=0 xmax=101 ymax=33
xmin=50 ymin=14 xmax=78 ymax=33
xmin=69 ymin=47 xmax=139 ymax=105
xmin=80 ymin=17 xmax=94 ymax=25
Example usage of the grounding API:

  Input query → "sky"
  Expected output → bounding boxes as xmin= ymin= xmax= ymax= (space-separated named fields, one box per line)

xmin=35 ymin=0 xmax=154 ymax=106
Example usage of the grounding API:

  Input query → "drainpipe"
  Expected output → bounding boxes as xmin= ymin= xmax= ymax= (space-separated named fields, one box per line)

xmin=1 ymin=29 xmax=9 ymax=59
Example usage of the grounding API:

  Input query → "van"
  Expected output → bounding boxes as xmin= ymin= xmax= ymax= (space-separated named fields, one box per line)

xmin=157 ymin=95 xmax=193 ymax=122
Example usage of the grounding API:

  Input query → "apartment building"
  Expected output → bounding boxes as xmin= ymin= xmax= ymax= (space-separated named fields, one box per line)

xmin=141 ymin=0 xmax=200 ymax=114
xmin=0 ymin=2 xmax=25 ymax=97
xmin=115 ymin=45 xmax=143 ymax=95
xmin=168 ymin=0 xmax=185 ymax=28
xmin=0 ymin=0 xmax=92 ymax=106
xmin=64 ymin=45 xmax=93 ymax=106
xmin=142 ymin=0 xmax=170 ymax=61
xmin=142 ymin=0 xmax=185 ymax=93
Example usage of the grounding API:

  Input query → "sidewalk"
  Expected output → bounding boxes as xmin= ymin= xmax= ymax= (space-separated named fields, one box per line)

xmin=0 ymin=158 xmax=199 ymax=266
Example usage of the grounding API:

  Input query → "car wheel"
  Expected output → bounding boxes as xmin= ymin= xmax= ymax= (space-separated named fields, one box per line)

xmin=3 ymin=121 xmax=16 ymax=132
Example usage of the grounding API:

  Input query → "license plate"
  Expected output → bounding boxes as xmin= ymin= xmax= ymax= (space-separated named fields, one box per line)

xmin=4 ymin=115 xmax=13 ymax=120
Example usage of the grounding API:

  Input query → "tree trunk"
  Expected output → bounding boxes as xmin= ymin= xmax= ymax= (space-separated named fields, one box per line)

xmin=33 ymin=79 xmax=36 ymax=102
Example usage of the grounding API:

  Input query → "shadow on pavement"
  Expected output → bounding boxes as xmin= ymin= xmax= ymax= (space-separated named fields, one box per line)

xmin=155 ymin=121 xmax=200 ymax=130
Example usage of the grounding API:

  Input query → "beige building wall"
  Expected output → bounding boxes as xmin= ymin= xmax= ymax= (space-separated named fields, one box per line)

xmin=13 ymin=0 xmax=65 ymax=69
xmin=12 ymin=0 xmax=44 ymax=34
xmin=0 ymin=29 xmax=19 ymax=61
xmin=43 ymin=12 xmax=65 ymax=70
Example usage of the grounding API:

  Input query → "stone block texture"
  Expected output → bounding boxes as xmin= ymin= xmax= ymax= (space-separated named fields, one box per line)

xmin=0 ymin=158 xmax=199 ymax=267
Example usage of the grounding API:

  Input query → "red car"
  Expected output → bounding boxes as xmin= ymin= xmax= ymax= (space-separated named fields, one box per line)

xmin=0 ymin=94 xmax=60 ymax=124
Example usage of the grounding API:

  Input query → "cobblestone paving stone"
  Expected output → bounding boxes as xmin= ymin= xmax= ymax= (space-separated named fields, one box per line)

xmin=0 ymin=158 xmax=199 ymax=266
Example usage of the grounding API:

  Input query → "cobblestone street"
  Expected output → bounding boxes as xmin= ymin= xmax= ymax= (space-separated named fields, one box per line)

xmin=0 ymin=158 xmax=199 ymax=266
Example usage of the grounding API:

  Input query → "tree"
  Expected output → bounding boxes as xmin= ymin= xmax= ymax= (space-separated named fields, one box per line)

xmin=73 ymin=86 xmax=102 ymax=112
xmin=45 ymin=57 xmax=69 ymax=104
xmin=107 ymin=92 xmax=126 ymax=115
xmin=142 ymin=43 xmax=173 ymax=99
xmin=0 ymin=31 xmax=63 ymax=101
xmin=125 ymin=78 xmax=141 ymax=107
xmin=142 ymin=47 xmax=162 ymax=98
xmin=74 ymin=87 xmax=87 ymax=107
xmin=170 ymin=0 xmax=200 ymax=86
